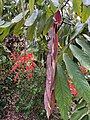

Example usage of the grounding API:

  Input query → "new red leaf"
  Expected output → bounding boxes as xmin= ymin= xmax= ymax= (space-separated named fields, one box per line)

xmin=44 ymin=10 xmax=62 ymax=118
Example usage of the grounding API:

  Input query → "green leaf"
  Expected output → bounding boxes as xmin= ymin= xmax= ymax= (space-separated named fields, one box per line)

xmin=11 ymin=10 xmax=28 ymax=23
xmin=14 ymin=19 xmax=24 ymax=35
xmin=81 ymin=115 xmax=90 ymax=120
xmin=37 ymin=0 xmax=44 ymax=6
xmin=0 ymin=27 xmax=11 ymax=42
xmin=70 ymin=23 xmax=85 ymax=40
xmin=45 ymin=6 xmax=53 ymax=20
xmin=25 ymin=9 xmax=38 ymax=26
xmin=43 ymin=16 xmax=53 ymax=35
xmin=55 ymin=63 xmax=71 ymax=120
xmin=72 ymin=0 xmax=82 ymax=15
xmin=50 ymin=0 xmax=57 ymax=13
xmin=59 ymin=0 xmax=64 ymax=3
xmin=63 ymin=53 xmax=90 ymax=103
xmin=29 ymin=0 xmax=35 ymax=14
xmin=70 ymin=44 xmax=90 ymax=70
xmin=76 ymin=38 xmax=90 ymax=57
xmin=27 ymin=21 xmax=36 ymax=41
xmin=81 ymin=6 xmax=90 ymax=22
xmin=0 ymin=0 xmax=3 ymax=15
xmin=70 ymin=107 xmax=88 ymax=120
xmin=37 ymin=13 xmax=46 ymax=36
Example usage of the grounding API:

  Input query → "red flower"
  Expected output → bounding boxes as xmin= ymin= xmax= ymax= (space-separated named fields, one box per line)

xmin=27 ymin=54 xmax=34 ymax=60
xmin=14 ymin=73 xmax=18 ymax=83
xmin=71 ymin=90 xmax=78 ymax=95
xmin=25 ymin=65 xmax=29 ymax=71
xmin=30 ymin=73 xmax=33 ymax=78
xmin=31 ymin=62 xmax=36 ymax=67
xmin=10 ymin=53 xmax=15 ymax=59
xmin=11 ymin=64 xmax=20 ymax=72
xmin=29 ymin=65 xmax=34 ymax=71
xmin=68 ymin=79 xmax=78 ymax=95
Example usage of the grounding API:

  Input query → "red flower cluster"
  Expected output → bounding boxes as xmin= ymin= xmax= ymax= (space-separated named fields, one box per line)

xmin=10 ymin=53 xmax=36 ymax=85
xmin=68 ymin=79 xmax=78 ymax=95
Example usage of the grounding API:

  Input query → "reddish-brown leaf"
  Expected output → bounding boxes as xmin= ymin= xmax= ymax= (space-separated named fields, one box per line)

xmin=44 ymin=10 xmax=62 ymax=118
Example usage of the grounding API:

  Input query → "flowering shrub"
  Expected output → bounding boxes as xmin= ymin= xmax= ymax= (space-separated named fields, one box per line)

xmin=10 ymin=52 xmax=36 ymax=85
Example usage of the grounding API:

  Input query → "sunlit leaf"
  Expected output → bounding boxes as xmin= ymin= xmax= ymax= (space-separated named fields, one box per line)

xmin=29 ymin=0 xmax=35 ymax=14
xmin=12 ymin=10 xmax=28 ymax=23
xmin=63 ymin=53 xmax=90 ymax=103
xmin=81 ymin=6 xmax=90 ymax=22
xmin=83 ymin=34 xmax=90 ymax=41
xmin=70 ymin=23 xmax=85 ymax=40
xmin=0 ymin=22 xmax=12 ymax=28
xmin=72 ymin=0 xmax=82 ymax=15
xmin=25 ymin=9 xmax=38 ymax=26
xmin=55 ymin=63 xmax=71 ymax=120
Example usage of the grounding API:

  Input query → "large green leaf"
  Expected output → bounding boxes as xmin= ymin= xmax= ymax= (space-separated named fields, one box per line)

xmin=70 ymin=107 xmax=88 ymax=120
xmin=43 ymin=16 xmax=53 ymax=35
xmin=25 ymin=9 xmax=38 ymax=26
xmin=29 ymin=0 xmax=35 ymax=14
xmin=72 ymin=0 xmax=82 ymax=15
xmin=70 ymin=44 xmax=90 ymax=70
xmin=55 ymin=63 xmax=71 ymax=120
xmin=76 ymin=38 xmax=90 ymax=57
xmin=63 ymin=53 xmax=90 ymax=103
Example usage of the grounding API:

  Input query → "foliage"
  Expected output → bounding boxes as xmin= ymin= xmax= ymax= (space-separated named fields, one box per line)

xmin=16 ymin=66 xmax=46 ymax=119
xmin=0 ymin=51 xmax=16 ymax=118
xmin=0 ymin=0 xmax=90 ymax=120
